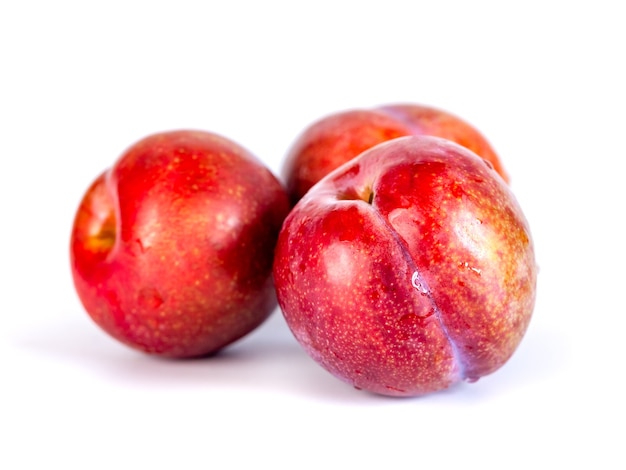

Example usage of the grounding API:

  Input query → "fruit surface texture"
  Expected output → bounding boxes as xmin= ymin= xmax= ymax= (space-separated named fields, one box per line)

xmin=71 ymin=130 xmax=290 ymax=357
xmin=273 ymin=136 xmax=536 ymax=396
xmin=282 ymin=103 xmax=507 ymax=204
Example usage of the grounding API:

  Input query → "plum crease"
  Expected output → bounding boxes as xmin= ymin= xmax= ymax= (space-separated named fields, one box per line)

xmin=377 ymin=106 xmax=425 ymax=136
xmin=362 ymin=197 xmax=467 ymax=382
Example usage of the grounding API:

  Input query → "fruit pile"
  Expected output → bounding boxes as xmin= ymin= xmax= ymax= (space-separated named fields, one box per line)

xmin=70 ymin=103 xmax=536 ymax=397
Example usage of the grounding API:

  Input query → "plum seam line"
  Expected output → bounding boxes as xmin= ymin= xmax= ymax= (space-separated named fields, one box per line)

xmin=364 ymin=199 xmax=468 ymax=382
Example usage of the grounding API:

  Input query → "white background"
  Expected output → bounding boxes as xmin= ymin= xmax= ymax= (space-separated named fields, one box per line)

xmin=2 ymin=1 xmax=624 ymax=468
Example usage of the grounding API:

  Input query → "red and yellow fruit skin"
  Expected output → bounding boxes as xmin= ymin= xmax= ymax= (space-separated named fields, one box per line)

xmin=273 ymin=136 xmax=535 ymax=396
xmin=71 ymin=130 xmax=290 ymax=358
xmin=282 ymin=103 xmax=508 ymax=205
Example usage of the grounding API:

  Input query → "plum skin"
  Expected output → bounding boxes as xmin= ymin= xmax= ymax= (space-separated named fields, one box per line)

xmin=70 ymin=130 xmax=290 ymax=358
xmin=273 ymin=136 xmax=536 ymax=396
xmin=282 ymin=103 xmax=508 ymax=205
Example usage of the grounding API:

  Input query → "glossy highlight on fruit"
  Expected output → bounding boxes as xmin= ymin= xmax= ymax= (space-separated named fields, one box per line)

xmin=273 ymin=136 xmax=536 ymax=396
xmin=71 ymin=130 xmax=290 ymax=358
xmin=282 ymin=103 xmax=507 ymax=205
